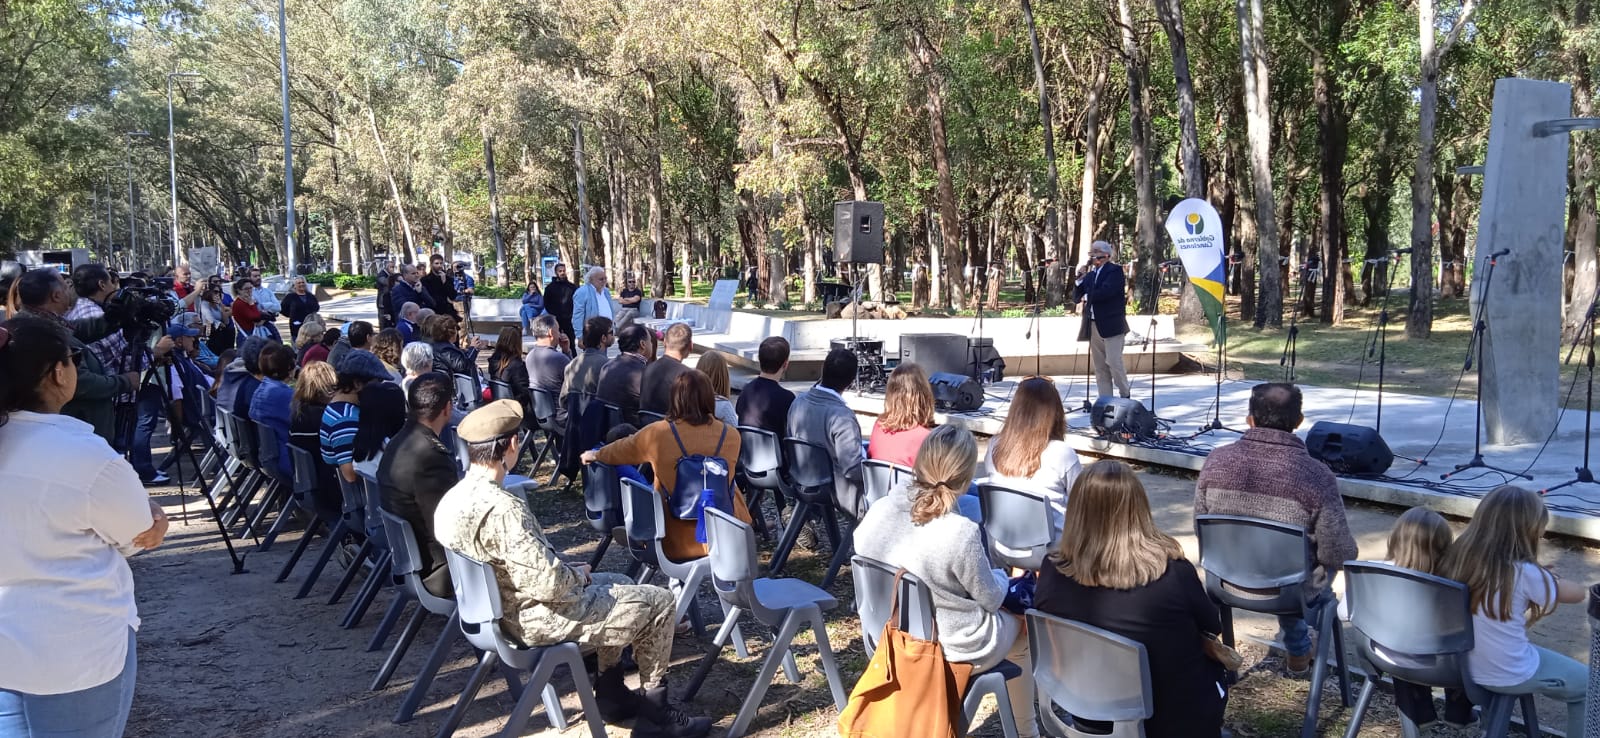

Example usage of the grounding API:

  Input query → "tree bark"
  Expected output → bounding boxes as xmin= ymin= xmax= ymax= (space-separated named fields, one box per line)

xmin=908 ymin=28 xmax=965 ymax=312
xmin=483 ymin=132 xmax=508 ymax=287
xmin=1157 ymin=0 xmax=1210 ymax=333
xmin=1314 ymin=48 xmax=1349 ymax=324
xmin=1021 ymin=0 xmax=1066 ymax=307
xmin=1118 ymin=0 xmax=1162 ymax=314
xmin=1565 ymin=2 xmax=1597 ymax=343
xmin=572 ymin=120 xmax=593 ymax=265
xmin=1078 ymin=58 xmax=1110 ymax=270
xmin=1238 ymin=0 xmax=1282 ymax=327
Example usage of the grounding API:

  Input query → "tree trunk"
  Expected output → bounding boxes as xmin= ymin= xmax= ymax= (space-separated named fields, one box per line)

xmin=908 ymin=28 xmax=965 ymax=312
xmin=1021 ymin=0 xmax=1066 ymax=307
xmin=1118 ymin=0 xmax=1162 ymax=314
xmin=1238 ymin=0 xmax=1282 ymax=327
xmin=1159 ymin=0 xmax=1211 ymax=334
xmin=928 ymin=207 xmax=943 ymax=308
xmin=527 ymin=219 xmax=538 ymax=285
xmin=1078 ymin=58 xmax=1110 ymax=270
xmin=572 ymin=120 xmax=593 ymax=264
xmin=1565 ymin=8 xmax=1597 ymax=342
xmin=1314 ymin=49 xmax=1349 ymax=324
xmin=483 ymin=132 xmax=508 ymax=286
xmin=1233 ymin=127 xmax=1259 ymax=323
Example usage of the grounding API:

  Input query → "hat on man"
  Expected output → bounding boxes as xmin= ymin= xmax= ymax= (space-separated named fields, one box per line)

xmin=335 ymin=348 xmax=390 ymax=382
xmin=167 ymin=313 xmax=202 ymax=338
xmin=458 ymin=399 xmax=524 ymax=443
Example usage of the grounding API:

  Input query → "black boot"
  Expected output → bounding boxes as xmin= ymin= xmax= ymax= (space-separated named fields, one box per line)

xmin=591 ymin=666 xmax=640 ymax=724
xmin=632 ymin=685 xmax=712 ymax=738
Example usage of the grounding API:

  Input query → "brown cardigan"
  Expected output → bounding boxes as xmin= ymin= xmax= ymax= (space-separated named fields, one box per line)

xmin=592 ymin=418 xmax=751 ymax=561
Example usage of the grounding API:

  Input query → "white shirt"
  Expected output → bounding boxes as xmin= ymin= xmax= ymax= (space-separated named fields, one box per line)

xmin=980 ymin=439 xmax=1083 ymax=527
xmin=0 ymin=412 xmax=153 ymax=694
xmin=596 ymin=288 xmax=614 ymax=320
xmin=1467 ymin=561 xmax=1558 ymax=687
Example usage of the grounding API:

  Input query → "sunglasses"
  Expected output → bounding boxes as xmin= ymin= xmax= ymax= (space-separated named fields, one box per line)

xmin=1093 ymin=254 xmax=1110 ymax=261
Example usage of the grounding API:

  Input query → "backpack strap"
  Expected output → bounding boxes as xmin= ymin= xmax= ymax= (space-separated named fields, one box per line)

xmin=668 ymin=420 xmax=691 ymax=457
xmin=712 ymin=422 xmax=727 ymax=457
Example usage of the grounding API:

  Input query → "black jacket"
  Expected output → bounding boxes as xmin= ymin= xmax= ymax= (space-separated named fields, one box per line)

xmin=640 ymin=355 xmax=692 ymax=415
xmin=420 ymin=271 xmax=459 ymax=318
xmin=543 ymin=278 xmax=577 ymax=335
xmin=595 ymin=352 xmax=648 ymax=426
xmin=378 ymin=422 xmax=459 ymax=599
xmin=431 ymin=341 xmax=475 ymax=380
xmin=389 ymin=279 xmax=433 ymax=322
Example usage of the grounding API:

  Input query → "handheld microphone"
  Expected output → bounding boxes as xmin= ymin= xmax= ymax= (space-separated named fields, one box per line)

xmin=1490 ymin=248 xmax=1511 ymax=258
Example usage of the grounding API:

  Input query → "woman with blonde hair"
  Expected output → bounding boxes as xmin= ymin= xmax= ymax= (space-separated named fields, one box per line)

xmin=295 ymin=319 xmax=326 ymax=365
xmin=868 ymin=362 xmax=935 ymax=468
xmin=1439 ymin=485 xmax=1587 ymax=734
xmin=982 ymin=376 xmax=1081 ymax=524
xmin=289 ymin=360 xmax=341 ymax=519
xmin=853 ymin=425 xmax=1040 ymax=738
xmin=1033 ymin=460 xmax=1225 ymax=738
xmin=694 ymin=350 xmax=740 ymax=428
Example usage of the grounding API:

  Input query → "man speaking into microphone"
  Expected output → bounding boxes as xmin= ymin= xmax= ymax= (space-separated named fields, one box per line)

xmin=1075 ymin=240 xmax=1132 ymax=399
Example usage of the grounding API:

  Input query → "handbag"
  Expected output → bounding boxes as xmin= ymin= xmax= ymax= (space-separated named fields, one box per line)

xmin=837 ymin=569 xmax=974 ymax=738
xmin=1201 ymin=632 xmax=1244 ymax=672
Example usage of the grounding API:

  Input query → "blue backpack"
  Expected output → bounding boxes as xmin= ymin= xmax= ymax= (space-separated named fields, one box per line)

xmin=667 ymin=422 xmax=733 ymax=542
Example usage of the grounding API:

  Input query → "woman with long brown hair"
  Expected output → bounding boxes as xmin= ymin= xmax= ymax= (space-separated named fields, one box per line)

xmin=982 ymin=376 xmax=1081 ymax=521
xmin=487 ymin=326 xmax=531 ymax=417
xmin=868 ymin=362 xmax=935 ymax=468
xmin=693 ymin=349 xmax=739 ymax=428
xmin=1033 ymin=460 xmax=1225 ymax=738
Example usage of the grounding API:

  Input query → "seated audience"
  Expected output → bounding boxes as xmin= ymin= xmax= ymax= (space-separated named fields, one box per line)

xmin=1035 ymin=460 xmax=1224 ymax=738
xmin=435 ymin=400 xmax=712 ymax=736
xmin=1194 ymin=382 xmax=1357 ymax=674
xmin=853 ymin=425 xmax=1038 ymax=738
xmin=396 ymin=301 xmax=421 ymax=344
xmin=524 ymin=314 xmax=569 ymax=395
xmin=1440 ymin=486 xmax=1588 ymax=735
xmin=694 ymin=349 xmax=739 ymax=429
xmin=868 ymin=362 xmax=934 ymax=468
xmin=595 ymin=324 xmax=653 ymax=426
xmin=248 ymin=344 xmax=297 ymax=477
xmin=378 ymin=372 xmax=459 ymax=599
xmin=289 ymin=361 xmax=341 ymax=519
xmin=787 ymin=348 xmax=865 ymax=518
xmin=600 ymin=423 xmax=651 ymax=487
xmin=327 ymin=320 xmax=372 ymax=368
xmin=488 ymin=326 xmax=531 ymax=416
xmin=369 ymin=327 xmax=405 ymax=382
xmin=224 ymin=336 xmax=270 ymax=423
xmin=641 ymin=322 xmax=693 ymax=415
xmin=400 ymin=341 xmax=433 ymax=396
xmin=320 ymin=351 xmax=386 ymax=484
xmin=427 ymin=315 xmax=478 ymax=380
xmin=561 ymin=316 xmax=613 ymax=407
xmin=295 ymin=320 xmax=326 ymax=364
xmin=735 ymin=336 xmax=795 ymax=434
xmin=584 ymin=371 xmax=752 ymax=562
xmin=350 ymin=350 xmax=406 ymax=464
xmin=302 ymin=327 xmax=338 ymax=366
xmin=982 ymin=376 xmax=1081 ymax=526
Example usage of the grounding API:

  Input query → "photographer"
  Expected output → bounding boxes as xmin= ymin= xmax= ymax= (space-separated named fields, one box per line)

xmin=7 ymin=269 xmax=142 ymax=443
xmin=451 ymin=261 xmax=475 ymax=323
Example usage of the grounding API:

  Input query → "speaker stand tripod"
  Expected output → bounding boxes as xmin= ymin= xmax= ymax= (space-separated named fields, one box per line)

xmin=1195 ymin=315 xmax=1243 ymax=436
xmin=1544 ymin=298 xmax=1598 ymax=494
xmin=1442 ymin=251 xmax=1531 ymax=481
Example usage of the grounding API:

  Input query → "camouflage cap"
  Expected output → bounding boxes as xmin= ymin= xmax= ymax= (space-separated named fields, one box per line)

xmin=458 ymin=399 xmax=524 ymax=443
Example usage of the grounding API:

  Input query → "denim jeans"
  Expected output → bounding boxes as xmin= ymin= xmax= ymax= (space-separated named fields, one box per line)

xmin=1276 ymin=588 xmax=1333 ymax=658
xmin=128 ymin=386 xmax=166 ymax=481
xmin=519 ymin=304 xmax=540 ymax=331
xmin=0 ymin=628 xmax=136 ymax=738
xmin=1488 ymin=645 xmax=1586 ymax=735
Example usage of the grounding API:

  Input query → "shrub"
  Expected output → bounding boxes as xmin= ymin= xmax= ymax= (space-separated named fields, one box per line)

xmin=301 ymin=272 xmax=375 ymax=289
xmin=473 ymin=284 xmax=527 ymax=299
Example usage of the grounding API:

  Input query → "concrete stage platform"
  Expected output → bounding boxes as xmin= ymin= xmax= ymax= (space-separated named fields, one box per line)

xmin=736 ymin=371 xmax=1600 ymax=542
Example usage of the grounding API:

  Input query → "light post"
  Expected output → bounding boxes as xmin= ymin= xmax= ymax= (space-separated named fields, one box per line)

xmin=277 ymin=0 xmax=296 ymax=276
xmin=125 ymin=131 xmax=149 ymax=268
xmin=167 ymin=72 xmax=201 ymax=270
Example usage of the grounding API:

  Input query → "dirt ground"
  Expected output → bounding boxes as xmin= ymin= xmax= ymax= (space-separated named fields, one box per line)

xmin=122 ymin=442 xmax=1600 ymax=738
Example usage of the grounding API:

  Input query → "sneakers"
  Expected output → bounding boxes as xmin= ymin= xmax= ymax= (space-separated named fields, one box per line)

xmin=591 ymin=667 xmax=640 ymax=724
xmin=632 ymin=685 xmax=711 ymax=738
xmin=141 ymin=472 xmax=171 ymax=487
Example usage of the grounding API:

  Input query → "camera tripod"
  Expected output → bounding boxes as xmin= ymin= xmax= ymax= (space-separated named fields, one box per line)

xmin=146 ymin=356 xmax=248 ymax=573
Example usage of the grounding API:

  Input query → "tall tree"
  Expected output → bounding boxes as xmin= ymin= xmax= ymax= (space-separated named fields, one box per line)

xmin=1238 ymin=0 xmax=1283 ymax=327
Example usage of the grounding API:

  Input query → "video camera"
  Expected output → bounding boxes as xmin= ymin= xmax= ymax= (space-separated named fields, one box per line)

xmin=103 ymin=285 xmax=178 ymax=334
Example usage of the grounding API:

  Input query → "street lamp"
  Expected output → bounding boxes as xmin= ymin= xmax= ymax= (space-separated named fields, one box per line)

xmin=125 ymin=131 xmax=149 ymax=267
xmin=167 ymin=72 xmax=201 ymax=270
xmin=277 ymin=0 xmax=297 ymax=276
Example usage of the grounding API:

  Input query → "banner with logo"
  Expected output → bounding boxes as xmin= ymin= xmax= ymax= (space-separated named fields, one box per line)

xmin=1163 ymin=198 xmax=1226 ymax=343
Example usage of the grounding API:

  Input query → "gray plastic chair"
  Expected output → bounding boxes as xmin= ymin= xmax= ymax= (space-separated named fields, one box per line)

xmin=580 ymin=461 xmax=624 ymax=568
xmin=341 ymin=468 xmax=393 ymax=631
xmin=1194 ymin=514 xmax=1351 ymax=738
xmin=618 ymin=478 xmax=748 ymax=654
xmin=639 ymin=410 xmax=667 ymax=426
xmin=435 ymin=549 xmax=605 ymax=738
xmin=851 ymin=555 xmax=1023 ymax=738
xmin=529 ymin=389 xmax=563 ymax=482
xmin=298 ymin=472 xmax=368 ymax=601
xmin=1025 ymin=609 xmax=1153 ymax=738
xmin=218 ymin=413 xmax=266 ymax=533
xmin=770 ymin=437 xmax=852 ymax=588
xmin=452 ymin=372 xmax=483 ymax=412
xmin=1341 ymin=561 xmax=1536 ymax=738
xmin=683 ymin=507 xmax=848 ymax=738
xmin=487 ymin=378 xmax=517 ymax=401
xmin=862 ymin=459 xmax=913 ymax=508
xmin=275 ymin=445 xmax=333 ymax=584
xmin=978 ymin=483 xmax=1055 ymax=571
xmin=734 ymin=426 xmax=787 ymax=539
xmin=373 ymin=510 xmax=464 ymax=726
xmin=252 ymin=420 xmax=297 ymax=550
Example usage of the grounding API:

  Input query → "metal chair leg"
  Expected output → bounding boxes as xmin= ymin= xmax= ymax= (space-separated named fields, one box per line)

xmin=258 ymin=495 xmax=302 ymax=551
xmin=767 ymin=502 xmax=815 ymax=576
xmin=342 ymin=554 xmax=391 ymax=629
xmin=368 ymin=591 xmax=412 ymax=651
xmin=275 ymin=517 xmax=323 ymax=583
xmin=327 ymin=538 xmax=373 ymax=605
xmin=727 ymin=613 xmax=807 ymax=738
xmin=370 ymin=604 xmax=427 ymax=691
xmin=1342 ymin=677 xmax=1379 ymax=738
xmin=297 ymin=521 xmax=350 ymax=599
xmin=394 ymin=611 xmax=459 ymax=723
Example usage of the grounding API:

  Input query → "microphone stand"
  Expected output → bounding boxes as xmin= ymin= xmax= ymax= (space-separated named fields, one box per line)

xmin=1443 ymin=251 xmax=1531 ymax=480
xmin=1543 ymin=297 xmax=1599 ymax=494
xmin=1281 ymin=258 xmax=1305 ymax=382
xmin=1366 ymin=251 xmax=1426 ymax=464
xmin=1145 ymin=316 xmax=1166 ymax=421
xmin=1195 ymin=315 xmax=1242 ymax=435
xmin=969 ymin=271 xmax=986 ymax=384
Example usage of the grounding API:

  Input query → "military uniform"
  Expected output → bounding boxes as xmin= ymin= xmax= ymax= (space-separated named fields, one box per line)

xmin=433 ymin=465 xmax=677 ymax=686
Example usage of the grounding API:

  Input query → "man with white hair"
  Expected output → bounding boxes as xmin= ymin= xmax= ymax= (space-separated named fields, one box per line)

xmin=1075 ymin=240 xmax=1131 ymax=399
xmin=396 ymin=301 xmax=422 ymax=344
xmin=570 ymin=266 xmax=614 ymax=346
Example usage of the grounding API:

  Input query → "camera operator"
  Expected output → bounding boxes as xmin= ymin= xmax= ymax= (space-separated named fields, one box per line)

xmin=77 ymin=270 xmax=184 ymax=484
xmin=6 ymin=268 xmax=140 ymax=443
xmin=452 ymin=261 xmax=475 ymax=326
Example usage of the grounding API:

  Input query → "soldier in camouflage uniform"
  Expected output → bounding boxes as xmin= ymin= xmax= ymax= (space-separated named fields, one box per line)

xmin=433 ymin=400 xmax=711 ymax=738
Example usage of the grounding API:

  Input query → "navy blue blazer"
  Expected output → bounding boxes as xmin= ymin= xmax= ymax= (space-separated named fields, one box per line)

xmin=389 ymin=279 xmax=434 ymax=322
xmin=1076 ymin=262 xmax=1130 ymax=339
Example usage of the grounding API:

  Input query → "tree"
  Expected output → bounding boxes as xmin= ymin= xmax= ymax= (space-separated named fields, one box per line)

xmin=1237 ymin=0 xmax=1283 ymax=327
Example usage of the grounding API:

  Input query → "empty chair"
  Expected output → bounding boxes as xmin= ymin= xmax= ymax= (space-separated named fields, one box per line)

xmin=770 ymin=437 xmax=853 ymax=587
xmin=581 ymin=461 xmax=624 ymax=568
xmin=979 ymin=483 xmax=1055 ymax=571
xmin=373 ymin=510 xmax=462 ymax=726
xmin=1195 ymin=515 xmax=1350 ymax=738
xmin=453 ymin=372 xmax=483 ymax=412
xmin=275 ymin=445 xmax=335 ymax=584
xmin=852 ymin=555 xmax=1023 ymax=738
xmin=341 ymin=468 xmax=394 ymax=630
xmin=862 ymin=459 xmax=913 ymax=508
xmin=487 ymin=378 xmax=517 ymax=402
xmin=1025 ymin=610 xmax=1153 ymax=738
xmin=218 ymin=413 xmax=266 ymax=533
xmin=434 ymin=549 xmax=605 ymax=738
xmin=1341 ymin=561 xmax=1536 ymax=738
xmin=683 ymin=508 xmax=848 ymax=738
xmin=619 ymin=478 xmax=748 ymax=654
xmin=734 ymin=426 xmax=787 ymax=539
xmin=529 ymin=389 xmax=563 ymax=481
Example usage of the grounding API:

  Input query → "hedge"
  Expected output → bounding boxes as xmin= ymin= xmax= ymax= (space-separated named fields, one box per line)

xmin=303 ymin=273 xmax=376 ymax=289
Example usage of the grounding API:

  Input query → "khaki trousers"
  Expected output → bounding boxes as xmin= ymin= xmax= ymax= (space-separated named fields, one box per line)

xmin=1088 ymin=328 xmax=1131 ymax=399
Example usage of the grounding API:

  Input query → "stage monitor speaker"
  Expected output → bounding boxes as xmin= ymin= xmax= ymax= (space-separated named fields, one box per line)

xmin=929 ymin=372 xmax=984 ymax=413
xmin=1092 ymin=397 xmax=1157 ymax=440
xmin=834 ymin=201 xmax=885 ymax=264
xmin=1306 ymin=421 xmax=1394 ymax=475
xmin=969 ymin=338 xmax=1005 ymax=383
xmin=900 ymin=333 xmax=970 ymax=377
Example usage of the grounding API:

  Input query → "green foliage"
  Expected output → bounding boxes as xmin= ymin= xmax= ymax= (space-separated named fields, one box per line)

xmin=303 ymin=273 xmax=377 ymax=289
xmin=473 ymin=284 xmax=527 ymax=299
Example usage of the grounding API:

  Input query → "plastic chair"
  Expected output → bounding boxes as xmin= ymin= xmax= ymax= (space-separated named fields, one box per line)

xmin=1195 ymin=514 xmax=1351 ymax=738
xmin=851 ymin=555 xmax=1023 ymax=738
xmin=341 ymin=468 xmax=394 ymax=630
xmin=453 ymin=372 xmax=483 ymax=412
xmin=275 ymin=445 xmax=334 ymax=583
xmin=862 ymin=459 xmax=913 ymax=508
xmin=435 ymin=550 xmax=605 ymax=738
xmin=487 ymin=378 xmax=517 ymax=401
xmin=770 ymin=437 xmax=852 ymax=588
xmin=253 ymin=421 xmax=297 ymax=550
xmin=978 ymin=484 xmax=1055 ymax=571
xmin=682 ymin=508 xmax=848 ymax=738
xmin=619 ymin=478 xmax=749 ymax=653
xmin=296 ymin=472 xmax=368 ymax=600
xmin=210 ymin=411 xmax=252 ymax=517
xmin=1025 ymin=609 xmax=1153 ymax=738
xmin=639 ymin=410 xmax=666 ymax=426
xmin=529 ymin=389 xmax=563 ymax=482
xmin=218 ymin=413 xmax=266 ymax=533
xmin=734 ymin=426 xmax=787 ymax=539
xmin=373 ymin=510 xmax=464 ymax=726
xmin=1341 ymin=561 xmax=1537 ymax=738
xmin=580 ymin=461 xmax=624 ymax=568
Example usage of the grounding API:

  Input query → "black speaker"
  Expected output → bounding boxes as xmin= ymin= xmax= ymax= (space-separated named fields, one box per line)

xmin=900 ymin=333 xmax=970 ymax=377
xmin=1092 ymin=397 xmax=1157 ymax=439
xmin=969 ymin=338 xmax=1005 ymax=383
xmin=929 ymin=372 xmax=984 ymax=413
xmin=833 ymin=201 xmax=885 ymax=264
xmin=1306 ymin=421 xmax=1393 ymax=475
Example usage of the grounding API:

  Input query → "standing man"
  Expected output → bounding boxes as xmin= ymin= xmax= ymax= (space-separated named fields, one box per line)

xmin=736 ymin=336 xmax=795 ymax=434
xmin=640 ymin=322 xmax=693 ymax=416
xmin=1075 ymin=240 xmax=1131 ymax=400
xmin=452 ymin=261 xmax=476 ymax=329
xmin=390 ymin=264 xmax=434 ymax=324
xmin=1194 ymin=383 xmax=1358 ymax=675
xmin=570 ymin=267 xmax=614 ymax=347
xmin=542 ymin=263 xmax=577 ymax=350
xmin=420 ymin=254 xmax=459 ymax=319
xmin=376 ymin=258 xmax=395 ymax=329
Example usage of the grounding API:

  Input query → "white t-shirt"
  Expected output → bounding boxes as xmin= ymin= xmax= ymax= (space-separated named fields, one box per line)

xmin=1467 ymin=561 xmax=1558 ymax=687
xmin=981 ymin=439 xmax=1083 ymax=524
xmin=0 ymin=412 xmax=154 ymax=695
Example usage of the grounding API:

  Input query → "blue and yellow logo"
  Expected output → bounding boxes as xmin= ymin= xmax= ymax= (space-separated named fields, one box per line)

xmin=1185 ymin=212 xmax=1204 ymax=235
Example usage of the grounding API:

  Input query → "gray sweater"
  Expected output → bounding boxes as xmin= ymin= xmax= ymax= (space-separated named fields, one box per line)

xmin=853 ymin=487 xmax=1010 ymax=664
